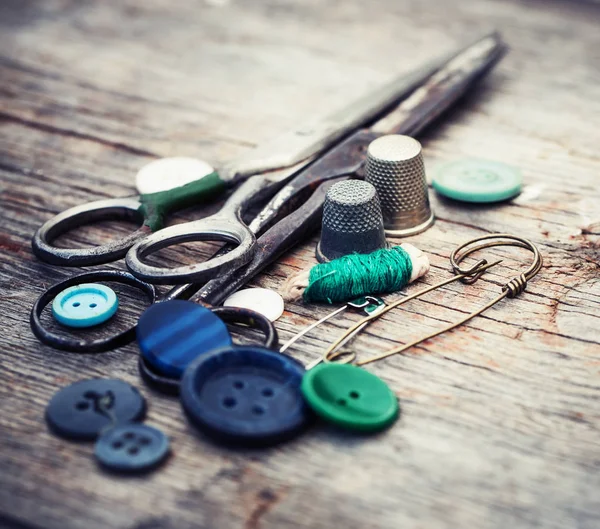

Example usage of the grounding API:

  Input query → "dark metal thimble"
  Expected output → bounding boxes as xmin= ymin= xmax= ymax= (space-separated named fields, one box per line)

xmin=316 ymin=180 xmax=387 ymax=263
xmin=365 ymin=135 xmax=434 ymax=236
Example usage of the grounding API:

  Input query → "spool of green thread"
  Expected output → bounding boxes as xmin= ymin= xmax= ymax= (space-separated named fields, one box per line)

xmin=303 ymin=246 xmax=413 ymax=304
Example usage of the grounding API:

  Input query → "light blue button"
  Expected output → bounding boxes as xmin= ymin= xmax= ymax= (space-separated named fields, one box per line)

xmin=52 ymin=283 xmax=118 ymax=328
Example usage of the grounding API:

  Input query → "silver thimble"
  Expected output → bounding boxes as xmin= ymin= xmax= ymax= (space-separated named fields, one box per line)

xmin=365 ymin=135 xmax=434 ymax=236
xmin=316 ymin=180 xmax=387 ymax=263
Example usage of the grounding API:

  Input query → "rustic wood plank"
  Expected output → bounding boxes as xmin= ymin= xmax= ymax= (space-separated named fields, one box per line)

xmin=1 ymin=0 xmax=599 ymax=528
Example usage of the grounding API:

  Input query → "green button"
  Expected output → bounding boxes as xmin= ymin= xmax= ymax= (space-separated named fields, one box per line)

xmin=432 ymin=159 xmax=522 ymax=203
xmin=301 ymin=363 xmax=399 ymax=432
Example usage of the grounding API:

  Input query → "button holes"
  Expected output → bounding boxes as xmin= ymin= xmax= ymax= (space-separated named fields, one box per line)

xmin=138 ymin=437 xmax=152 ymax=446
xmin=72 ymin=302 xmax=81 ymax=307
xmin=337 ymin=399 xmax=347 ymax=406
xmin=261 ymin=388 xmax=274 ymax=397
xmin=252 ymin=406 xmax=265 ymax=415
xmin=75 ymin=401 xmax=89 ymax=410
xmin=128 ymin=446 xmax=140 ymax=456
xmin=89 ymin=303 xmax=97 ymax=308
xmin=83 ymin=391 xmax=98 ymax=399
xmin=349 ymin=391 xmax=360 ymax=399
xmin=223 ymin=397 xmax=237 ymax=409
xmin=124 ymin=432 xmax=136 ymax=440
xmin=112 ymin=440 xmax=124 ymax=450
xmin=102 ymin=391 xmax=115 ymax=409
xmin=233 ymin=381 xmax=245 ymax=390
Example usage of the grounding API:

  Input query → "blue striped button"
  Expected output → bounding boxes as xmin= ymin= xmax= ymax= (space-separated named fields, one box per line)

xmin=137 ymin=300 xmax=232 ymax=379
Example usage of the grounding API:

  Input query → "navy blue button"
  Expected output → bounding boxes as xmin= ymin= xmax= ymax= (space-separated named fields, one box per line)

xmin=137 ymin=300 xmax=232 ymax=379
xmin=45 ymin=379 xmax=146 ymax=441
xmin=95 ymin=424 xmax=170 ymax=473
xmin=180 ymin=346 xmax=312 ymax=446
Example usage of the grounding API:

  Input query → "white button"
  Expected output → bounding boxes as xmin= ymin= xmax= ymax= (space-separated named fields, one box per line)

xmin=136 ymin=157 xmax=215 ymax=194
xmin=223 ymin=288 xmax=285 ymax=322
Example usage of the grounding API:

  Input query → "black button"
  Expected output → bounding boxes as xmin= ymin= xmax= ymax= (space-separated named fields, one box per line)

xmin=45 ymin=379 xmax=146 ymax=441
xmin=180 ymin=345 xmax=311 ymax=446
xmin=95 ymin=424 xmax=170 ymax=473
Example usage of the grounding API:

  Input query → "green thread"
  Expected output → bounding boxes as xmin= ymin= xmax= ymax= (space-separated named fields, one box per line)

xmin=303 ymin=246 xmax=413 ymax=304
xmin=138 ymin=171 xmax=226 ymax=231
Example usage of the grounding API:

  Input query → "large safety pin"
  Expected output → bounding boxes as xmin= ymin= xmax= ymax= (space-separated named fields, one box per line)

xmin=280 ymin=296 xmax=385 ymax=354
xmin=319 ymin=234 xmax=542 ymax=366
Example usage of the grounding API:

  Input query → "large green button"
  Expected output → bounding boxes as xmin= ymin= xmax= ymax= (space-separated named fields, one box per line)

xmin=301 ymin=363 xmax=399 ymax=432
xmin=432 ymin=159 xmax=522 ymax=203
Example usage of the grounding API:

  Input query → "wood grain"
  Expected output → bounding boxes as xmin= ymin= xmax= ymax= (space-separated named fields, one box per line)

xmin=1 ymin=0 xmax=599 ymax=528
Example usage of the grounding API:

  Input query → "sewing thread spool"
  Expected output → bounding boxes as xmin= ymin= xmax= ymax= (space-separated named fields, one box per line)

xmin=283 ymin=244 xmax=429 ymax=304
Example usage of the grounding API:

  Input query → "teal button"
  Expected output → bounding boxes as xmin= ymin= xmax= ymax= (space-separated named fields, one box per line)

xmin=52 ymin=283 xmax=118 ymax=328
xmin=301 ymin=363 xmax=399 ymax=432
xmin=432 ymin=159 xmax=522 ymax=203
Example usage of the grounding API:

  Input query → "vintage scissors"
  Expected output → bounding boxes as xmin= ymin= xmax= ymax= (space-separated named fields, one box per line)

xmin=31 ymin=33 xmax=507 ymax=352
xmin=125 ymin=32 xmax=507 ymax=285
xmin=31 ymin=40 xmax=464 ymax=268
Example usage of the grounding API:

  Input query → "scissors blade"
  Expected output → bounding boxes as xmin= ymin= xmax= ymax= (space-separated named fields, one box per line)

xmin=247 ymin=32 xmax=507 ymax=235
xmin=219 ymin=52 xmax=457 ymax=183
xmin=370 ymin=32 xmax=507 ymax=135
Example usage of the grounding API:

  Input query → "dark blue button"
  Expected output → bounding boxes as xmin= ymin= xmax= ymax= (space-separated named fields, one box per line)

xmin=137 ymin=300 xmax=232 ymax=379
xmin=95 ymin=424 xmax=170 ymax=473
xmin=45 ymin=379 xmax=146 ymax=441
xmin=180 ymin=346 xmax=311 ymax=446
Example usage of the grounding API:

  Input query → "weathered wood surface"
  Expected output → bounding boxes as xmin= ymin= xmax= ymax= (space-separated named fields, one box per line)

xmin=1 ymin=0 xmax=599 ymax=528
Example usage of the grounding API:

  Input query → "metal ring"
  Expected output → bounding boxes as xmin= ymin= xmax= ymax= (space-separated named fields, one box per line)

xmin=30 ymin=270 xmax=157 ymax=353
xmin=210 ymin=307 xmax=279 ymax=350
xmin=450 ymin=234 xmax=543 ymax=292
xmin=138 ymin=306 xmax=279 ymax=395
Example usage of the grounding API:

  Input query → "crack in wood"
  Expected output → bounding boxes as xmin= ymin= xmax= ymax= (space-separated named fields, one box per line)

xmin=0 ymin=111 xmax=158 ymax=158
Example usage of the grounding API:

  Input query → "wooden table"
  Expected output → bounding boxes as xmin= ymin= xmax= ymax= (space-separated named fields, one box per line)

xmin=1 ymin=1 xmax=599 ymax=528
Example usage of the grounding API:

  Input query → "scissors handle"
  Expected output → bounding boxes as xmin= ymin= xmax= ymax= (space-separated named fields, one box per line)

xmin=194 ymin=177 xmax=348 ymax=305
xmin=125 ymin=174 xmax=282 ymax=284
xmin=31 ymin=196 xmax=149 ymax=266
xmin=31 ymin=171 xmax=227 ymax=267
xmin=138 ymin=171 xmax=226 ymax=230
xmin=30 ymin=270 xmax=157 ymax=352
